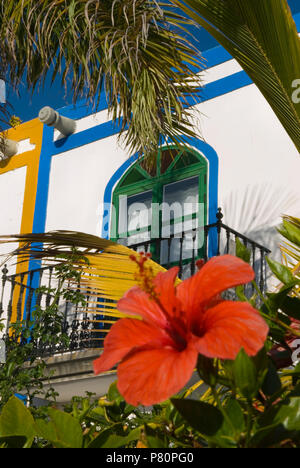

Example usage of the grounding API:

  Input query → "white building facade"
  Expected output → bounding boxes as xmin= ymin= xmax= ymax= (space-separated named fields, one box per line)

xmin=0 ymin=9 xmax=299 ymax=404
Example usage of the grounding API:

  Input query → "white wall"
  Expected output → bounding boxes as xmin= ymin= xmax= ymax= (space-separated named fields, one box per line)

xmin=45 ymin=135 xmax=129 ymax=235
xmin=0 ymin=166 xmax=27 ymax=327
xmin=193 ymin=83 xmax=300 ymax=260
xmin=0 ymin=166 xmax=26 ymax=255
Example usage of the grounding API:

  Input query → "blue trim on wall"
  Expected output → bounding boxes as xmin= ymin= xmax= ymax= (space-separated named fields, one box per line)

xmin=202 ymin=71 xmax=252 ymax=102
xmin=52 ymin=120 xmax=125 ymax=155
xmin=32 ymin=125 xmax=54 ymax=234
xmin=15 ymin=393 xmax=27 ymax=404
xmin=183 ymin=70 xmax=252 ymax=108
xmin=102 ymin=137 xmax=219 ymax=258
xmin=202 ymin=46 xmax=232 ymax=69
xmin=101 ymin=153 xmax=139 ymax=239
xmin=294 ymin=11 xmax=300 ymax=29
xmin=54 ymin=94 xmax=110 ymax=120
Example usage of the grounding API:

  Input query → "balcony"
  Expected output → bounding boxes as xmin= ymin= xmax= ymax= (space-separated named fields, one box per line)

xmin=0 ymin=209 xmax=271 ymax=360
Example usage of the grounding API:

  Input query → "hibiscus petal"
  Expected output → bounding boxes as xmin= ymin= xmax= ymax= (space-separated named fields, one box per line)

xmin=117 ymin=267 xmax=180 ymax=327
xmin=177 ymin=255 xmax=255 ymax=320
xmin=117 ymin=286 xmax=167 ymax=327
xmin=117 ymin=343 xmax=198 ymax=406
xmin=153 ymin=266 xmax=181 ymax=317
xmin=93 ymin=318 xmax=172 ymax=374
xmin=193 ymin=301 xmax=268 ymax=360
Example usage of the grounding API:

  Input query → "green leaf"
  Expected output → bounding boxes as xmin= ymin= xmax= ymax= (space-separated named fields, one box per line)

xmin=46 ymin=408 xmax=83 ymax=448
xmin=250 ymin=424 xmax=289 ymax=448
xmin=35 ymin=418 xmax=58 ymax=443
xmin=235 ymin=238 xmax=251 ymax=264
xmin=0 ymin=396 xmax=36 ymax=447
xmin=88 ymin=425 xmax=141 ymax=449
xmin=207 ymin=399 xmax=245 ymax=447
xmin=107 ymin=381 xmax=121 ymax=402
xmin=275 ymin=397 xmax=300 ymax=431
xmin=265 ymin=284 xmax=295 ymax=312
xmin=259 ymin=397 xmax=300 ymax=435
xmin=0 ymin=436 xmax=28 ymax=449
xmin=235 ymin=285 xmax=248 ymax=302
xmin=196 ymin=355 xmax=217 ymax=387
xmin=280 ymin=296 xmax=300 ymax=320
xmin=87 ymin=425 xmax=121 ymax=449
xmin=144 ymin=425 xmax=166 ymax=448
xmin=278 ymin=219 xmax=300 ymax=248
xmin=266 ymin=257 xmax=296 ymax=285
xmin=225 ymin=399 xmax=245 ymax=433
xmin=261 ymin=360 xmax=282 ymax=397
xmin=233 ymin=349 xmax=258 ymax=400
xmin=171 ymin=398 xmax=223 ymax=436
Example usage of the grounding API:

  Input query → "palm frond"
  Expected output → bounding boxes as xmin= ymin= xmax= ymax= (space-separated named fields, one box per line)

xmin=0 ymin=0 xmax=203 ymax=158
xmin=0 ymin=230 xmax=169 ymax=333
xmin=278 ymin=216 xmax=300 ymax=296
xmin=171 ymin=0 xmax=300 ymax=153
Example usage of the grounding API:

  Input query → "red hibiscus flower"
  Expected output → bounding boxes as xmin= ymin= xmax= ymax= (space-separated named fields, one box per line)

xmin=93 ymin=255 xmax=268 ymax=406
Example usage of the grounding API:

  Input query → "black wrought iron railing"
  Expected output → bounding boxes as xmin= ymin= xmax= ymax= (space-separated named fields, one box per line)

xmin=0 ymin=263 xmax=107 ymax=357
xmin=0 ymin=209 xmax=271 ymax=358
xmin=124 ymin=208 xmax=271 ymax=294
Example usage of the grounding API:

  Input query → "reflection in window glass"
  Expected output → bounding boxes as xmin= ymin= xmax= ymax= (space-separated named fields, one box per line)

xmin=160 ymin=177 xmax=202 ymax=264
xmin=118 ymin=191 xmax=152 ymax=246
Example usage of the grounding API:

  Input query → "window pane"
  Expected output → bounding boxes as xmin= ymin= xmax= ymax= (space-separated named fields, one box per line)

xmin=163 ymin=177 xmax=199 ymax=217
xmin=161 ymin=177 xmax=200 ymax=263
xmin=118 ymin=191 xmax=152 ymax=246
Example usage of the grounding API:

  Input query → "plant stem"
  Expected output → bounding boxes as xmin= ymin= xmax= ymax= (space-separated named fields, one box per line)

xmin=211 ymin=387 xmax=236 ymax=435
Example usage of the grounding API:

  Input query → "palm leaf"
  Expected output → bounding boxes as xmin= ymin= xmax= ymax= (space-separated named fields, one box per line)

xmin=0 ymin=0 xmax=203 ymax=158
xmin=0 ymin=231 xmax=169 ymax=345
xmin=171 ymin=0 xmax=300 ymax=153
xmin=278 ymin=216 xmax=300 ymax=296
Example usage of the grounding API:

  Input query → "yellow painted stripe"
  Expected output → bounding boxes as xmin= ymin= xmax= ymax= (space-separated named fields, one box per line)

xmin=1 ymin=119 xmax=44 ymax=321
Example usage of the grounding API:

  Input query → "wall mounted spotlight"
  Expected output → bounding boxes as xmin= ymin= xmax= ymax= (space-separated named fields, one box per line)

xmin=38 ymin=106 xmax=76 ymax=136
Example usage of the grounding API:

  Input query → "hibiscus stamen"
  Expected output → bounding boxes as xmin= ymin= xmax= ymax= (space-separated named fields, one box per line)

xmin=130 ymin=252 xmax=188 ymax=349
xmin=130 ymin=252 xmax=158 ymax=300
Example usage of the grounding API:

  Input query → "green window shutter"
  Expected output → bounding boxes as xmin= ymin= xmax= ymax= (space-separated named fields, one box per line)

xmin=111 ymin=146 xmax=208 ymax=269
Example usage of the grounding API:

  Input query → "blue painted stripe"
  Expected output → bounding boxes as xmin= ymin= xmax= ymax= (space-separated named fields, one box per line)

xmin=56 ymin=94 xmax=109 ymax=120
xmin=185 ymin=45 xmax=232 ymax=74
xmin=15 ymin=393 xmax=27 ymax=404
xmin=101 ymin=153 xmax=139 ymax=239
xmin=52 ymin=120 xmax=124 ymax=155
xmin=37 ymin=69 xmax=254 ymax=170
xmin=181 ymin=70 xmax=252 ymax=108
xmin=202 ymin=46 xmax=232 ymax=69
xmin=32 ymin=126 xmax=53 ymax=234
xmin=200 ymin=70 xmax=252 ymax=103
xmin=294 ymin=11 xmax=300 ymax=29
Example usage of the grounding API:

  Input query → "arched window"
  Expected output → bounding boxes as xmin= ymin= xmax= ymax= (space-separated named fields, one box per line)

xmin=112 ymin=146 xmax=208 ymax=277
